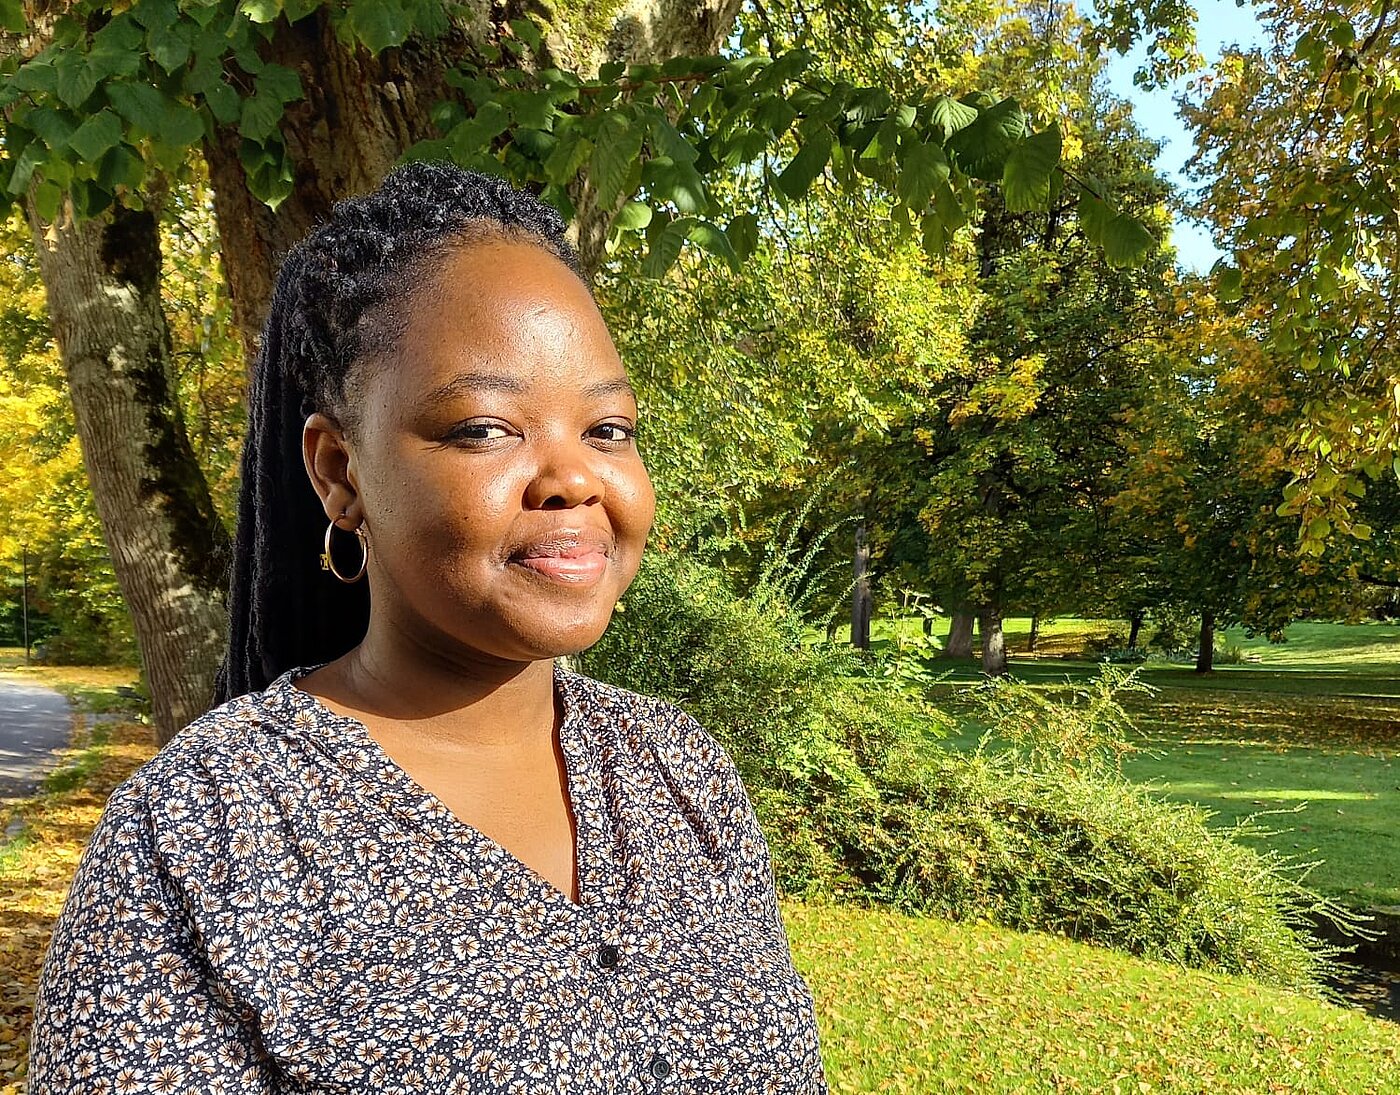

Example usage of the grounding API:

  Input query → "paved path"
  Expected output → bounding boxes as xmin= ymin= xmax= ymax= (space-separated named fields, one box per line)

xmin=0 ymin=677 xmax=73 ymax=801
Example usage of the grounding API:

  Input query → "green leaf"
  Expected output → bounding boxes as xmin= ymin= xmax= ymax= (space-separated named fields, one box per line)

xmin=927 ymin=95 xmax=978 ymax=139
xmin=257 ymin=63 xmax=304 ymax=104
xmin=1001 ymin=122 xmax=1061 ymax=212
xmin=543 ymin=131 xmax=592 ymax=184
xmin=510 ymin=127 xmax=556 ymax=161
xmin=508 ymin=16 xmax=543 ymax=52
xmin=5 ymin=141 xmax=46 ymax=196
xmin=754 ymin=96 xmax=798 ymax=140
xmin=239 ymin=137 xmax=295 ymax=209
xmin=204 ymin=80 xmax=241 ymax=124
xmin=641 ymin=218 xmax=684 ymax=279
xmin=54 ymin=51 xmax=98 ymax=108
xmin=147 ymin=21 xmax=193 ymax=74
xmin=107 ymin=82 xmax=164 ymax=134
xmin=921 ymin=174 xmax=969 ymax=255
xmin=614 ymin=200 xmax=653 ymax=231
xmin=96 ymin=143 xmax=146 ymax=192
xmin=647 ymin=113 xmax=699 ymax=164
xmin=130 ymin=0 xmax=177 ymax=30
xmin=70 ymin=178 xmax=114 ymax=219
xmin=726 ymin=211 xmax=760 ymax=261
xmin=25 ymin=106 xmax=78 ymax=149
xmin=10 ymin=57 xmax=58 ymax=95
xmin=240 ymin=92 xmax=284 ymax=142
xmin=68 ymin=109 xmax=124 ymax=161
xmin=590 ymin=112 xmax=644 ymax=206
xmin=677 ymin=216 xmax=738 ymax=269
xmin=776 ymin=123 xmax=832 ymax=200
xmin=239 ymin=0 xmax=283 ymax=22
xmin=1077 ymin=186 xmax=1112 ymax=241
xmin=0 ymin=0 xmax=26 ymax=33
xmin=645 ymin=160 xmax=707 ymax=214
xmin=1079 ymin=189 xmax=1156 ymax=267
xmin=895 ymin=139 xmax=949 ymax=212
xmin=1214 ymin=262 xmax=1243 ymax=301
xmin=31 ymin=178 xmax=63 ymax=222
xmin=348 ymin=0 xmax=409 ymax=54
xmin=946 ymin=98 xmax=1026 ymax=181
xmin=88 ymin=16 xmax=146 ymax=80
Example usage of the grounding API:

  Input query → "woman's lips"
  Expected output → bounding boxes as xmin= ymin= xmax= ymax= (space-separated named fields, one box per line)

xmin=510 ymin=549 xmax=609 ymax=584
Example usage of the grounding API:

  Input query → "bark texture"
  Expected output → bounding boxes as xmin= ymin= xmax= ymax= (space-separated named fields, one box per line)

xmin=1195 ymin=610 xmax=1215 ymax=674
xmin=204 ymin=11 xmax=477 ymax=359
xmin=209 ymin=0 xmax=746 ymax=362
xmin=28 ymin=198 xmax=231 ymax=745
xmin=850 ymin=521 xmax=871 ymax=649
xmin=943 ymin=609 xmax=975 ymax=658
xmin=979 ymin=605 xmax=1007 ymax=676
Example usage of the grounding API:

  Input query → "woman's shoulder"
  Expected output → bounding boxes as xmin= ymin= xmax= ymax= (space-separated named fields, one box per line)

xmin=111 ymin=668 xmax=311 ymax=808
xmin=558 ymin=663 xmax=735 ymax=771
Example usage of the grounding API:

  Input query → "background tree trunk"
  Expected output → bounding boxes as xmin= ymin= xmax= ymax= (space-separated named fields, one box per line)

xmin=1127 ymin=610 xmax=1144 ymax=651
xmin=28 ymin=196 xmax=231 ymax=744
xmin=1195 ymin=610 xmax=1215 ymax=674
xmin=1027 ymin=613 xmax=1040 ymax=652
xmin=944 ymin=609 xmax=975 ymax=657
xmin=979 ymin=605 xmax=1007 ymax=676
xmin=850 ymin=521 xmax=871 ymax=649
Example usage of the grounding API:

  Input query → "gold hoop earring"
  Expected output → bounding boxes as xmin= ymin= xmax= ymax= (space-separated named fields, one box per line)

xmin=321 ymin=516 xmax=368 ymax=583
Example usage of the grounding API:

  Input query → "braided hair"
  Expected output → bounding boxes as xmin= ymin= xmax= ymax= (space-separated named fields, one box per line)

xmin=213 ymin=161 xmax=583 ymax=704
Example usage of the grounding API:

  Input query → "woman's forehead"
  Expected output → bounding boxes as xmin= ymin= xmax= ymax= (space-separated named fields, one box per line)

xmin=372 ymin=240 xmax=631 ymax=406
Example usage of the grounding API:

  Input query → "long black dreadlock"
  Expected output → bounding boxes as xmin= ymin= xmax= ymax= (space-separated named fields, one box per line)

xmin=213 ymin=161 xmax=582 ymax=705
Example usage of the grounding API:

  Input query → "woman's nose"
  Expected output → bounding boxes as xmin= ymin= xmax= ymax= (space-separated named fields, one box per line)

xmin=523 ymin=441 xmax=605 ymax=510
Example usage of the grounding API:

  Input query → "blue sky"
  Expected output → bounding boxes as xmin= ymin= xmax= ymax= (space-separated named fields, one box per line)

xmin=1100 ymin=0 xmax=1268 ymax=271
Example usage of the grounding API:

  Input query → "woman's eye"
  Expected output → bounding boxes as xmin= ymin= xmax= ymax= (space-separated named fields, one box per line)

xmin=590 ymin=422 xmax=636 ymax=444
xmin=446 ymin=421 xmax=511 ymax=443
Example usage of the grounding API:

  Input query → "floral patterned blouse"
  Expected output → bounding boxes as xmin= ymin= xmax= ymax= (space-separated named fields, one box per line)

xmin=27 ymin=661 xmax=827 ymax=1094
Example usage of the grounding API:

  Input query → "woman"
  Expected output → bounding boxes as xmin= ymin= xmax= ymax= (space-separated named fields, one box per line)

xmin=28 ymin=163 xmax=827 ymax=1093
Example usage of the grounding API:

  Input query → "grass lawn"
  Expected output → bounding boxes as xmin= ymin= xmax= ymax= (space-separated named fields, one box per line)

xmin=789 ymin=902 xmax=1400 ymax=1093
xmin=3 ymin=706 xmax=1398 ymax=1094
xmin=905 ymin=618 xmax=1400 ymax=910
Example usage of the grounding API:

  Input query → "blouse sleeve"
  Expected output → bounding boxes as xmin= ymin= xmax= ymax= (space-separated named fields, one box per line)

xmin=27 ymin=776 xmax=280 ymax=1095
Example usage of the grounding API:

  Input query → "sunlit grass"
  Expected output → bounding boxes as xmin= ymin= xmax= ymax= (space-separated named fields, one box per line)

xmin=788 ymin=902 xmax=1400 ymax=1093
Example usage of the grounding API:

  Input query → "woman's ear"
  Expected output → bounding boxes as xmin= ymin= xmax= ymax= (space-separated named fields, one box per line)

xmin=303 ymin=412 xmax=361 ymax=525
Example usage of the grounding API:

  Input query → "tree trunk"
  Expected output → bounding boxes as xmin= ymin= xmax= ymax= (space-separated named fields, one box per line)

xmin=850 ymin=521 xmax=871 ymax=649
xmin=1127 ymin=610 xmax=1144 ymax=651
xmin=205 ymin=2 xmax=746 ymax=363
xmin=979 ymin=605 xmax=1007 ymax=676
xmin=1027 ymin=613 xmax=1040 ymax=653
xmin=1195 ymin=610 xmax=1215 ymax=674
xmin=27 ymin=196 xmax=231 ymax=744
xmin=944 ymin=608 xmax=975 ymax=657
xmin=202 ymin=11 xmax=470 ymax=361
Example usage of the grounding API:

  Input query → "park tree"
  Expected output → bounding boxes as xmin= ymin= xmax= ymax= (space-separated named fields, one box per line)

xmin=1 ymin=0 xmax=1182 ymax=737
xmin=1109 ymin=285 xmax=1384 ymax=672
xmin=1182 ymin=0 xmax=1399 ymax=553
xmin=855 ymin=3 xmax=1171 ymax=673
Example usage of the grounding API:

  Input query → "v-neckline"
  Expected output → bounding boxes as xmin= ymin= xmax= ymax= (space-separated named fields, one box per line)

xmin=270 ymin=659 xmax=603 ymax=913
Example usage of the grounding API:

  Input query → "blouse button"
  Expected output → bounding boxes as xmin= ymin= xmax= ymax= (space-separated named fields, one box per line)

xmin=596 ymin=943 xmax=620 ymax=969
xmin=648 ymin=1054 xmax=672 ymax=1080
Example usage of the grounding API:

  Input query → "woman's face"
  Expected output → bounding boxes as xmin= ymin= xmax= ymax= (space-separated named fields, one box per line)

xmin=308 ymin=238 xmax=655 ymax=665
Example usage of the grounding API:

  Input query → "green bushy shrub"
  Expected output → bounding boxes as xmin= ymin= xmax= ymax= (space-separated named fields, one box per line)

xmin=581 ymin=550 xmax=1354 ymax=995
